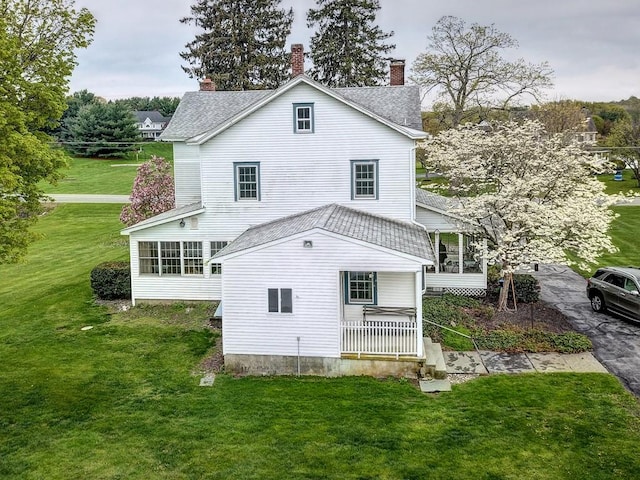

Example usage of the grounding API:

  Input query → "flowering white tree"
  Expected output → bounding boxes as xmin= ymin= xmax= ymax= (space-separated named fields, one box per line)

xmin=120 ymin=156 xmax=175 ymax=226
xmin=422 ymin=120 xmax=619 ymax=310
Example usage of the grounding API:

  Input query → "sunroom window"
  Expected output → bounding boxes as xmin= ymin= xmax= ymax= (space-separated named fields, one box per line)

xmin=138 ymin=241 xmax=204 ymax=277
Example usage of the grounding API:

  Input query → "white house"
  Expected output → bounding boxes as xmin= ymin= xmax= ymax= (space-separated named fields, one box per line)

xmin=134 ymin=111 xmax=171 ymax=140
xmin=121 ymin=46 xmax=487 ymax=376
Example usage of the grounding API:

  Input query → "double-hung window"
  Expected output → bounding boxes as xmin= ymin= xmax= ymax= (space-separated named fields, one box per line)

xmin=293 ymin=103 xmax=314 ymax=133
xmin=268 ymin=288 xmax=293 ymax=313
xmin=234 ymin=162 xmax=260 ymax=201
xmin=345 ymin=272 xmax=377 ymax=304
xmin=351 ymin=160 xmax=378 ymax=199
xmin=210 ymin=241 xmax=228 ymax=275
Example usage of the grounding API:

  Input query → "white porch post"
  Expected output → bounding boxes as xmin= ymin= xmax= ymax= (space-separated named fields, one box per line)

xmin=415 ymin=270 xmax=423 ymax=357
xmin=458 ymin=233 xmax=464 ymax=274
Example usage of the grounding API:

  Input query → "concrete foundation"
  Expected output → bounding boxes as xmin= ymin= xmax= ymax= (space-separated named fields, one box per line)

xmin=224 ymin=353 xmax=425 ymax=378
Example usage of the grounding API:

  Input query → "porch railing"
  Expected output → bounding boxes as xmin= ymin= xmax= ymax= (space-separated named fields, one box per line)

xmin=341 ymin=320 xmax=418 ymax=359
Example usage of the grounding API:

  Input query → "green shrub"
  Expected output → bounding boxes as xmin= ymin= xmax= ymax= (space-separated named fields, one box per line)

xmin=90 ymin=261 xmax=131 ymax=300
xmin=513 ymin=274 xmax=540 ymax=303
xmin=487 ymin=274 xmax=540 ymax=303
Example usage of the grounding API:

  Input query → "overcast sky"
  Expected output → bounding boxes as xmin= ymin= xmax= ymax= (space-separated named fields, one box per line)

xmin=69 ymin=0 xmax=640 ymax=108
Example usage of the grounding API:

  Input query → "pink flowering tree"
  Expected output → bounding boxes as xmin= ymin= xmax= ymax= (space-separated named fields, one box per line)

xmin=120 ymin=156 xmax=175 ymax=226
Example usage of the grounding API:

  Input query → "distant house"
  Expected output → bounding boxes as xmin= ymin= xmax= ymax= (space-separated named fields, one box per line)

xmin=134 ymin=111 xmax=171 ymax=140
xmin=121 ymin=45 xmax=488 ymax=377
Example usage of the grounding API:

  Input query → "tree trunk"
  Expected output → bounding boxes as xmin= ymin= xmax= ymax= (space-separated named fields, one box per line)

xmin=497 ymin=271 xmax=518 ymax=312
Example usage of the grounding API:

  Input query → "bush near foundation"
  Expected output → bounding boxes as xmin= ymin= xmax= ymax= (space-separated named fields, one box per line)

xmin=90 ymin=262 xmax=131 ymax=300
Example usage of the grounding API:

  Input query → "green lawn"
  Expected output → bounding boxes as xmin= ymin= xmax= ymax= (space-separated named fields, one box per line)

xmin=41 ymin=142 xmax=173 ymax=195
xmin=1 ymin=205 xmax=640 ymax=478
xmin=597 ymin=169 xmax=640 ymax=195
xmin=571 ymin=206 xmax=640 ymax=277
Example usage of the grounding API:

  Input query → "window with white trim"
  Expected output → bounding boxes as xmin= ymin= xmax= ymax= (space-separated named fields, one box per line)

xmin=346 ymin=272 xmax=377 ymax=304
xmin=351 ymin=160 xmax=378 ymax=199
xmin=210 ymin=241 xmax=228 ymax=275
xmin=139 ymin=241 xmax=159 ymax=274
xmin=268 ymin=288 xmax=293 ymax=313
xmin=293 ymin=103 xmax=314 ymax=133
xmin=137 ymin=241 xmax=203 ymax=277
xmin=183 ymin=241 xmax=203 ymax=275
xmin=234 ymin=162 xmax=260 ymax=201
xmin=161 ymin=241 xmax=181 ymax=275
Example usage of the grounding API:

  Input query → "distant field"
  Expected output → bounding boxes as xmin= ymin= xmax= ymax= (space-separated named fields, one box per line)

xmin=41 ymin=142 xmax=173 ymax=195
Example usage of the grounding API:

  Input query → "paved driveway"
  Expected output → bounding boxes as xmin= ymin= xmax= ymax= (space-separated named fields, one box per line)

xmin=535 ymin=264 xmax=640 ymax=396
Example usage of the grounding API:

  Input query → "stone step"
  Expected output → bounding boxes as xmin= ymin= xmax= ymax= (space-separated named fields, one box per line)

xmin=422 ymin=337 xmax=447 ymax=380
xmin=419 ymin=378 xmax=452 ymax=393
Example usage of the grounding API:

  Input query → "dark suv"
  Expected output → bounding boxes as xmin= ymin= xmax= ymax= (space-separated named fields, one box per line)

xmin=587 ymin=267 xmax=640 ymax=322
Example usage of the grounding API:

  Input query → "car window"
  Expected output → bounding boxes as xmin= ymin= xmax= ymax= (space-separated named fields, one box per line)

xmin=624 ymin=278 xmax=639 ymax=293
xmin=593 ymin=269 xmax=608 ymax=279
xmin=604 ymin=274 xmax=625 ymax=288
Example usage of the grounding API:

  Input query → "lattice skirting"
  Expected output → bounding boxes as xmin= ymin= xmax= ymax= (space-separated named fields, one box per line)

xmin=444 ymin=287 xmax=486 ymax=297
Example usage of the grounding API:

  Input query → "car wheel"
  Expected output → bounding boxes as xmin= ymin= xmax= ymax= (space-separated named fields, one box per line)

xmin=591 ymin=292 xmax=606 ymax=313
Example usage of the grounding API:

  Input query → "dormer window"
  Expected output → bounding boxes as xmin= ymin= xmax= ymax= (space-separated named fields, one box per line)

xmin=293 ymin=103 xmax=314 ymax=133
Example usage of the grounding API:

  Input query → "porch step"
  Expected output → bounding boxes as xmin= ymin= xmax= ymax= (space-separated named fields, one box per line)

xmin=422 ymin=338 xmax=447 ymax=380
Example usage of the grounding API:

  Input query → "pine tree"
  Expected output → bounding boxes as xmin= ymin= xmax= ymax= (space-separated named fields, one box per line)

xmin=180 ymin=0 xmax=293 ymax=90
xmin=306 ymin=0 xmax=394 ymax=87
xmin=69 ymin=103 xmax=141 ymax=158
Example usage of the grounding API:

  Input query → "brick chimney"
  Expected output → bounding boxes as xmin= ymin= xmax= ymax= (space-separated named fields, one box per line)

xmin=291 ymin=44 xmax=304 ymax=78
xmin=389 ymin=59 xmax=405 ymax=86
xmin=199 ymin=77 xmax=216 ymax=91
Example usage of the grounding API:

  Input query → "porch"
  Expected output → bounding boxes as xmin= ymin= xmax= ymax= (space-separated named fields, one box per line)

xmin=341 ymin=318 xmax=419 ymax=358
xmin=339 ymin=271 xmax=424 ymax=358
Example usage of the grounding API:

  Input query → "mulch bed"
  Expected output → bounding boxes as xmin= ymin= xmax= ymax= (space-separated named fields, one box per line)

xmin=464 ymin=299 xmax=576 ymax=333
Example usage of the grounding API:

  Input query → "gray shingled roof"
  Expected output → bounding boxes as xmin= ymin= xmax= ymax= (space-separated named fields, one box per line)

xmin=160 ymin=90 xmax=270 ymax=140
xmin=415 ymin=188 xmax=458 ymax=212
xmin=334 ymin=85 xmax=422 ymax=130
xmin=214 ymin=203 xmax=434 ymax=262
xmin=135 ymin=110 xmax=170 ymax=123
xmin=121 ymin=202 xmax=204 ymax=233
xmin=160 ymin=76 xmax=422 ymax=141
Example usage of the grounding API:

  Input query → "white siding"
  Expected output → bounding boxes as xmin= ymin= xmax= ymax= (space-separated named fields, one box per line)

xmin=128 ymin=216 xmax=224 ymax=304
xmin=425 ymin=273 xmax=487 ymax=290
xmin=221 ymin=231 xmax=423 ymax=358
xmin=173 ymin=142 xmax=202 ymax=207
xmin=197 ymin=83 xmax=416 ymax=238
xmin=415 ymin=206 xmax=460 ymax=232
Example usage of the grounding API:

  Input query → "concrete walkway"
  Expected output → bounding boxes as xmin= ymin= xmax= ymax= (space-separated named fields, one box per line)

xmin=47 ymin=194 xmax=130 ymax=203
xmin=534 ymin=264 xmax=640 ymax=396
xmin=444 ymin=350 xmax=607 ymax=375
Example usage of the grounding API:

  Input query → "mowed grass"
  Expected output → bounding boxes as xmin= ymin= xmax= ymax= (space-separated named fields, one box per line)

xmin=41 ymin=142 xmax=173 ymax=195
xmin=598 ymin=169 xmax=640 ymax=195
xmin=1 ymin=205 xmax=640 ymax=478
xmin=571 ymin=206 xmax=640 ymax=277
